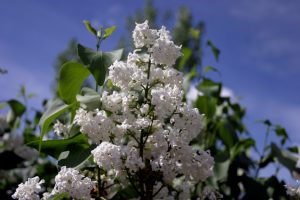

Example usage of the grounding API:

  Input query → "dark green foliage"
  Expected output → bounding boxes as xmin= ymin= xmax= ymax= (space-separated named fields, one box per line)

xmin=77 ymin=44 xmax=123 ymax=86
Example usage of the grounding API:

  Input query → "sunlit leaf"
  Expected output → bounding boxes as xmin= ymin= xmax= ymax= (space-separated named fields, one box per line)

xmin=83 ymin=20 xmax=97 ymax=36
xmin=103 ymin=26 xmax=117 ymax=39
xmin=58 ymin=61 xmax=91 ymax=104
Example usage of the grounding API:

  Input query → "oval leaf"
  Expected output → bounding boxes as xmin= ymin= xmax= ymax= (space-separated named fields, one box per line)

xmin=103 ymin=26 xmax=117 ymax=39
xmin=58 ymin=61 xmax=90 ymax=104
xmin=83 ymin=20 xmax=97 ymax=36
xmin=39 ymin=99 xmax=75 ymax=149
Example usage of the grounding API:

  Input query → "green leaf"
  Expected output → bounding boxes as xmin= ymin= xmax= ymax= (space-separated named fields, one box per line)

xmin=76 ymin=87 xmax=101 ymax=110
xmin=6 ymin=99 xmax=26 ymax=123
xmin=275 ymin=125 xmax=289 ymax=145
xmin=83 ymin=20 xmax=97 ymax=36
xmin=178 ymin=47 xmax=192 ymax=71
xmin=271 ymin=143 xmax=298 ymax=172
xmin=28 ymin=133 xmax=86 ymax=157
xmin=197 ymin=78 xmax=221 ymax=96
xmin=7 ymin=99 xmax=26 ymax=117
xmin=58 ymin=144 xmax=96 ymax=168
xmin=215 ymin=150 xmax=230 ymax=162
xmin=195 ymin=96 xmax=217 ymax=119
xmin=231 ymin=138 xmax=255 ymax=159
xmin=189 ymin=28 xmax=200 ymax=39
xmin=39 ymin=99 xmax=75 ymax=149
xmin=203 ymin=66 xmax=220 ymax=75
xmin=28 ymin=133 xmax=95 ymax=168
xmin=218 ymin=120 xmax=238 ymax=148
xmin=207 ymin=40 xmax=220 ymax=61
xmin=58 ymin=61 xmax=91 ymax=104
xmin=113 ymin=184 xmax=139 ymax=199
xmin=77 ymin=44 xmax=123 ymax=86
xmin=49 ymin=192 xmax=69 ymax=200
xmin=103 ymin=26 xmax=117 ymax=39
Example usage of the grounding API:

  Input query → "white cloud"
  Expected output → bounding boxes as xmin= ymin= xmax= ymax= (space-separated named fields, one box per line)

xmin=220 ymin=86 xmax=234 ymax=98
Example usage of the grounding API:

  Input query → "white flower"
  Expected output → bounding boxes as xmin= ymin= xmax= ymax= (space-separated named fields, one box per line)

xmin=12 ymin=177 xmax=44 ymax=200
xmin=74 ymin=108 xmax=115 ymax=144
xmin=52 ymin=167 xmax=95 ymax=200
xmin=92 ymin=142 xmax=122 ymax=173
xmin=53 ymin=120 xmax=69 ymax=137
xmin=101 ymin=91 xmax=123 ymax=113
xmin=200 ymin=186 xmax=222 ymax=200
xmin=158 ymin=26 xmax=171 ymax=40
xmin=122 ymin=145 xmax=144 ymax=173
xmin=151 ymin=85 xmax=183 ymax=120
xmin=152 ymin=38 xmax=182 ymax=67
xmin=108 ymin=61 xmax=146 ymax=90
xmin=171 ymin=106 xmax=204 ymax=143
xmin=133 ymin=20 xmax=158 ymax=48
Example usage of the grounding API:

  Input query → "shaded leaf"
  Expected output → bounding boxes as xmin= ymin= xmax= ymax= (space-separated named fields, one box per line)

xmin=77 ymin=44 xmax=123 ymax=86
xmin=0 ymin=151 xmax=24 ymax=169
xmin=271 ymin=142 xmax=298 ymax=172
xmin=179 ymin=47 xmax=192 ymax=71
xmin=207 ymin=40 xmax=220 ymax=61
xmin=195 ymin=96 xmax=216 ymax=119
xmin=275 ymin=125 xmax=288 ymax=145
xmin=39 ymin=99 xmax=75 ymax=149
xmin=7 ymin=99 xmax=26 ymax=123
xmin=58 ymin=144 xmax=96 ymax=168
xmin=28 ymin=133 xmax=89 ymax=159
xmin=76 ymin=87 xmax=101 ymax=110
xmin=203 ymin=66 xmax=220 ymax=75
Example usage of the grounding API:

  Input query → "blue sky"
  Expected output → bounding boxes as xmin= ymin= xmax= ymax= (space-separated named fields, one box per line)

xmin=1 ymin=0 xmax=300 ymax=178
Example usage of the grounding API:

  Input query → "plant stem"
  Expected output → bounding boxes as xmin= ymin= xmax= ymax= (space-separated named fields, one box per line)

xmin=97 ymin=166 xmax=101 ymax=198
xmin=255 ymin=125 xmax=271 ymax=178
xmin=144 ymin=54 xmax=152 ymax=99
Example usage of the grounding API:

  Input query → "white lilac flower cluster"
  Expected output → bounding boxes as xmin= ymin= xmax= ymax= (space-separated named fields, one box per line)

xmin=13 ymin=167 xmax=95 ymax=200
xmin=285 ymin=182 xmax=300 ymax=198
xmin=12 ymin=177 xmax=44 ymax=200
xmin=73 ymin=20 xmax=215 ymax=199
xmin=53 ymin=120 xmax=69 ymax=137
xmin=50 ymin=166 xmax=95 ymax=200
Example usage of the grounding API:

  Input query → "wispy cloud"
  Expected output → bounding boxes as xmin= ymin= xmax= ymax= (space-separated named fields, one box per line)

xmin=228 ymin=0 xmax=300 ymax=78
xmin=229 ymin=0 xmax=300 ymax=22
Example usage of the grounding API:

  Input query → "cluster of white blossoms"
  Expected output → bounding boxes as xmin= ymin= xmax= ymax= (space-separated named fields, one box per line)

xmin=13 ymin=167 xmax=95 ymax=200
xmin=53 ymin=120 xmax=70 ymax=137
xmin=12 ymin=177 xmax=44 ymax=200
xmin=13 ymin=21 xmax=215 ymax=200
xmin=73 ymin=20 xmax=215 ymax=199
xmin=50 ymin=167 xmax=95 ymax=200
